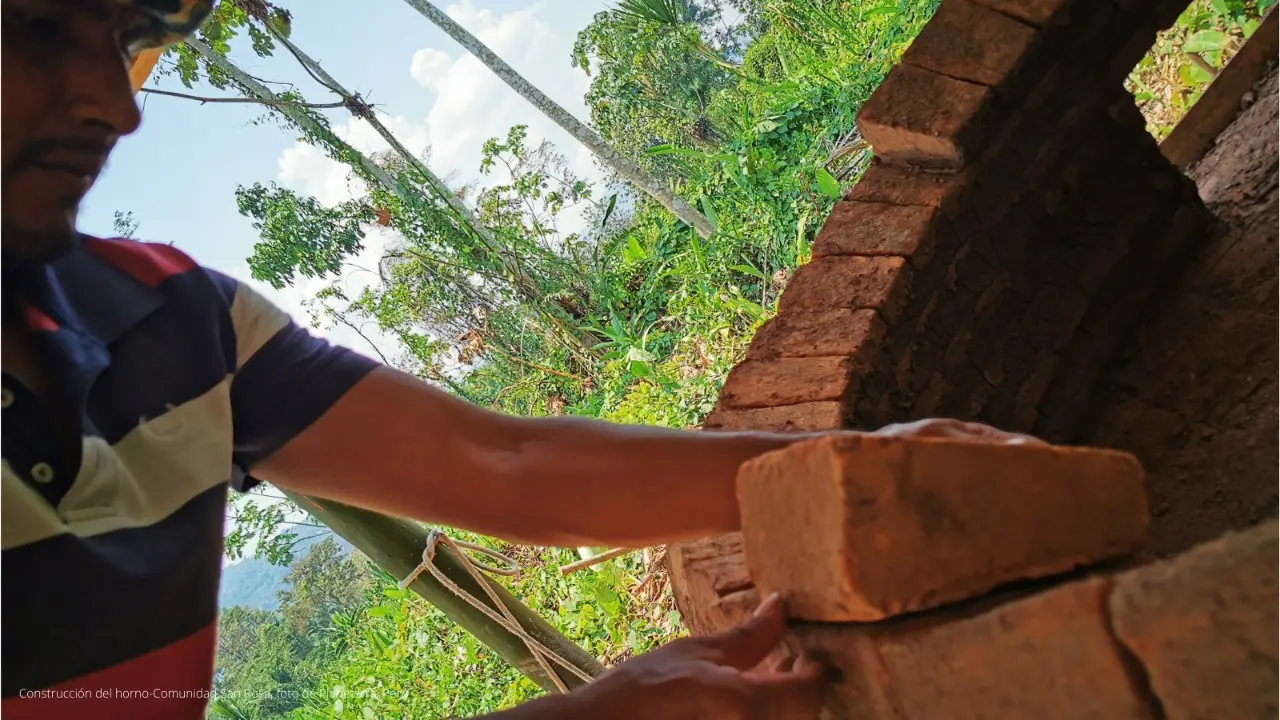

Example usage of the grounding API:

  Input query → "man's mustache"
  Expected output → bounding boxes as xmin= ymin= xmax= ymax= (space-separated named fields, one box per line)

xmin=6 ymin=136 xmax=114 ymax=175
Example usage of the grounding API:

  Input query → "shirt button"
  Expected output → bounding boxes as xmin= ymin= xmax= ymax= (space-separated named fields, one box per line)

xmin=31 ymin=463 xmax=55 ymax=484
xmin=1 ymin=388 xmax=13 ymax=409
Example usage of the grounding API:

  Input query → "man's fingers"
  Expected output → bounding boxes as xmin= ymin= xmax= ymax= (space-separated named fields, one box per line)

xmin=878 ymin=418 xmax=1046 ymax=446
xmin=745 ymin=653 xmax=828 ymax=719
xmin=693 ymin=592 xmax=788 ymax=670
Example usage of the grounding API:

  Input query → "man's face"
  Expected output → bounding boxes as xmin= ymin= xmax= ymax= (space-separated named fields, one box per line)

xmin=2 ymin=0 xmax=142 ymax=268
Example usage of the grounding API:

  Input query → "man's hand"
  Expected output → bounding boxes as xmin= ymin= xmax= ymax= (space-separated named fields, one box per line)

xmin=873 ymin=417 xmax=1045 ymax=445
xmin=498 ymin=593 xmax=826 ymax=720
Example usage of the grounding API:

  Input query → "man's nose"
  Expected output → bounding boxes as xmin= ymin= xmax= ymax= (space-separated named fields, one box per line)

xmin=66 ymin=48 xmax=142 ymax=137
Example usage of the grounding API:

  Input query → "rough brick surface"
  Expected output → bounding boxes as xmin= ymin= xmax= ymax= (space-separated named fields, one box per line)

xmin=968 ymin=0 xmax=1065 ymax=26
xmin=665 ymin=534 xmax=752 ymax=635
xmin=846 ymin=161 xmax=964 ymax=207
xmin=747 ymin=308 xmax=884 ymax=361
xmin=718 ymin=357 xmax=856 ymax=410
xmin=737 ymin=435 xmax=1148 ymax=621
xmin=811 ymin=201 xmax=939 ymax=264
xmin=857 ymin=64 xmax=993 ymax=168
xmin=702 ymin=402 xmax=844 ymax=432
xmin=798 ymin=577 xmax=1156 ymax=719
xmin=778 ymin=256 xmax=910 ymax=322
xmin=903 ymin=0 xmax=1038 ymax=86
xmin=1110 ymin=521 xmax=1279 ymax=720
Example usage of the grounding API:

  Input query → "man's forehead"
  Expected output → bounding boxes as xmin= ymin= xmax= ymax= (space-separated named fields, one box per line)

xmin=32 ymin=0 xmax=131 ymax=22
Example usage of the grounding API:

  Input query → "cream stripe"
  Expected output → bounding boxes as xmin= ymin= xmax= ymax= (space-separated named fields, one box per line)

xmin=230 ymin=281 xmax=291 ymax=371
xmin=2 ymin=380 xmax=235 ymax=550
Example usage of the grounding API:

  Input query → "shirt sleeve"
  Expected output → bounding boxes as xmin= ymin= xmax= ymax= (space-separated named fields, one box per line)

xmin=213 ymin=272 xmax=379 ymax=490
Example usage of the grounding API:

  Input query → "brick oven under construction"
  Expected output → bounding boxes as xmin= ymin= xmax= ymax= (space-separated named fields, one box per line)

xmin=668 ymin=0 xmax=1279 ymax=716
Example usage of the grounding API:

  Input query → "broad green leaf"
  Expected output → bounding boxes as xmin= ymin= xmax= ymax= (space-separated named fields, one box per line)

xmin=699 ymin=196 xmax=719 ymax=231
xmin=729 ymin=264 xmax=766 ymax=280
xmin=1185 ymin=60 xmax=1215 ymax=84
xmin=815 ymin=167 xmax=842 ymax=199
xmin=1183 ymin=29 xmax=1229 ymax=53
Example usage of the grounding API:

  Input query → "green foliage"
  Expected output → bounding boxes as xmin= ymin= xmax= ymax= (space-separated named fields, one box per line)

xmin=239 ymin=184 xmax=373 ymax=289
xmin=213 ymin=539 xmax=372 ymax=719
xmin=1127 ymin=0 xmax=1270 ymax=139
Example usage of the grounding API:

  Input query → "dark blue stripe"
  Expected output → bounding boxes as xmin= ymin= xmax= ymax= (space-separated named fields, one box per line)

xmin=85 ymin=270 xmax=236 ymax=447
xmin=1 ymin=483 xmax=227 ymax=695
xmin=200 ymin=266 xmax=241 ymax=308
xmin=230 ymin=324 xmax=378 ymax=475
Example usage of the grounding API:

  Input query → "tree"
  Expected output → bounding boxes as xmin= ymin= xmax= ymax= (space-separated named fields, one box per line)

xmin=571 ymin=0 xmax=742 ymax=178
xmin=277 ymin=537 xmax=370 ymax=646
xmin=112 ymin=210 xmax=140 ymax=239
xmin=399 ymin=0 xmax=716 ymax=239
xmin=214 ymin=605 xmax=274 ymax=688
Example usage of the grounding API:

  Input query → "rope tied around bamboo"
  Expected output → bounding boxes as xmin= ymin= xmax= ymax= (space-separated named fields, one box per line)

xmin=399 ymin=530 xmax=597 ymax=693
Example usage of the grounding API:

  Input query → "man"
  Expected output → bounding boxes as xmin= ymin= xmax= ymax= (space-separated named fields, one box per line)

xmin=0 ymin=1 xmax=1032 ymax=717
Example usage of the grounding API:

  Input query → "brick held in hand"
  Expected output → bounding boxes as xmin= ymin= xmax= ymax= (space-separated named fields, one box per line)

xmin=737 ymin=435 xmax=1148 ymax=622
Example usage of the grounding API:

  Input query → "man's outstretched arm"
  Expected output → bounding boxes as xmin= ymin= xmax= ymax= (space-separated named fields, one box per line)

xmin=252 ymin=366 xmax=807 ymax=548
xmin=251 ymin=366 xmax=1034 ymax=548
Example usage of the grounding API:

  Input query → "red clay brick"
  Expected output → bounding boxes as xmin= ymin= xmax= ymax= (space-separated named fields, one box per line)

xmin=717 ymin=357 xmax=856 ymax=410
xmin=798 ymin=577 xmax=1156 ymax=719
xmin=846 ymin=161 xmax=964 ymax=207
xmin=858 ymin=64 xmax=992 ymax=169
xmin=969 ymin=0 xmax=1066 ymax=26
xmin=903 ymin=0 xmax=1037 ymax=86
xmin=812 ymin=201 xmax=939 ymax=264
xmin=701 ymin=402 xmax=844 ymax=432
xmin=666 ymin=534 xmax=751 ymax=635
xmin=746 ymin=308 xmax=884 ymax=361
xmin=778 ymin=256 xmax=910 ymax=323
xmin=1110 ymin=521 xmax=1279 ymax=720
xmin=737 ymin=435 xmax=1148 ymax=621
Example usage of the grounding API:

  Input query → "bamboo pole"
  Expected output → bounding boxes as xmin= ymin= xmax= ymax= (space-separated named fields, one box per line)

xmin=286 ymin=492 xmax=605 ymax=693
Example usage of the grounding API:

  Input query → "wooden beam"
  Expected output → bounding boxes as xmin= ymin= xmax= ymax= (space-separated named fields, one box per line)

xmin=1160 ymin=8 xmax=1278 ymax=170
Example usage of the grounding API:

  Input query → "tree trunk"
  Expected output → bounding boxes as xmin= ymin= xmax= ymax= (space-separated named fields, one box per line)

xmin=286 ymin=492 xmax=606 ymax=692
xmin=401 ymin=0 xmax=716 ymax=239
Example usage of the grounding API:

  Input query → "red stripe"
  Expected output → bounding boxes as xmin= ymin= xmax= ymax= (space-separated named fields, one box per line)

xmin=1 ymin=622 xmax=216 ymax=720
xmin=84 ymin=237 xmax=197 ymax=288
xmin=22 ymin=303 xmax=58 ymax=332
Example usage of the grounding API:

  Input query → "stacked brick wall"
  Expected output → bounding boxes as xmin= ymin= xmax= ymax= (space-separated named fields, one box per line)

xmin=706 ymin=0 xmax=1211 ymax=440
xmin=666 ymin=0 xmax=1277 ymax=715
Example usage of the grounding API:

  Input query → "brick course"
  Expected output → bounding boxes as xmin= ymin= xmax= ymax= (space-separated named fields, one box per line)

xmin=737 ymin=436 xmax=1148 ymax=622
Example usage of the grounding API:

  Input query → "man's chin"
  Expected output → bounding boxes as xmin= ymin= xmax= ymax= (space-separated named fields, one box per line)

xmin=0 ymin=222 xmax=78 ymax=271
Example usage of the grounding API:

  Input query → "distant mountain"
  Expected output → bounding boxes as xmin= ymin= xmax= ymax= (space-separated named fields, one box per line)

xmin=218 ymin=530 xmax=355 ymax=611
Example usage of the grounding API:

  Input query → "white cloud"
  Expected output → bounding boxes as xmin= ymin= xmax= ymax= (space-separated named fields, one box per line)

xmin=423 ymin=0 xmax=602 ymax=194
xmin=410 ymin=48 xmax=454 ymax=90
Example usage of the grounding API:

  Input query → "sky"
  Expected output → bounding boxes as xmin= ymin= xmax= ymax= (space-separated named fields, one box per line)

xmin=80 ymin=0 xmax=615 ymax=362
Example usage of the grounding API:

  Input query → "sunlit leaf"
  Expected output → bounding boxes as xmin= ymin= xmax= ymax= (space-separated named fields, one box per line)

xmin=815 ymin=167 xmax=842 ymax=199
xmin=1183 ymin=29 xmax=1229 ymax=53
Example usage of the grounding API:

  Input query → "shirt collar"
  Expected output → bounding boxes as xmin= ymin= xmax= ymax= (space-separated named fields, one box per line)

xmin=11 ymin=236 xmax=165 ymax=346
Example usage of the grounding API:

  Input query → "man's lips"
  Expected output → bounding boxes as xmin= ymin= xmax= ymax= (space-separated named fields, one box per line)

xmin=25 ymin=159 xmax=103 ymax=193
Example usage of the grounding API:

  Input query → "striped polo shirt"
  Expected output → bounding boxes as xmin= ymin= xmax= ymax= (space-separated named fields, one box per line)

xmin=1 ymin=236 xmax=377 ymax=718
